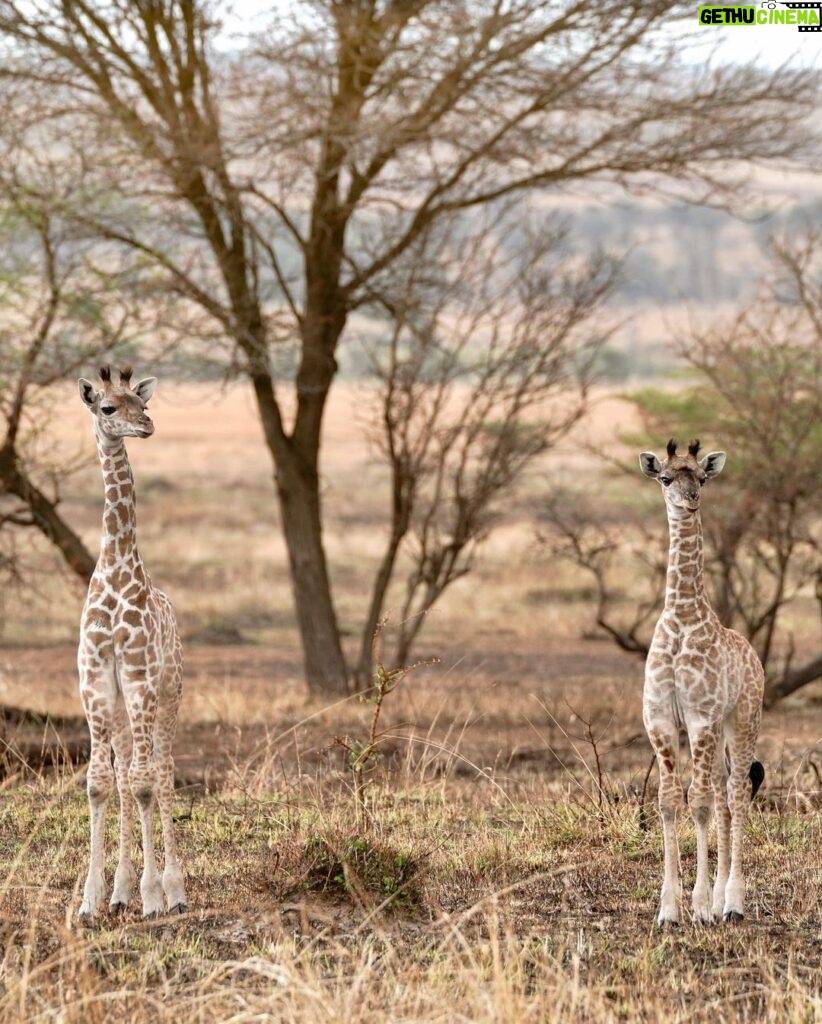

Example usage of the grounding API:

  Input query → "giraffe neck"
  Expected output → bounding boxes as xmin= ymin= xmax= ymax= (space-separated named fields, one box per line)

xmin=96 ymin=432 xmax=140 ymax=570
xmin=664 ymin=507 xmax=712 ymax=621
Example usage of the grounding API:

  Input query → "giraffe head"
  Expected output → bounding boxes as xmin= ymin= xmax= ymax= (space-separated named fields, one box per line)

xmin=78 ymin=365 xmax=157 ymax=442
xmin=638 ymin=438 xmax=726 ymax=515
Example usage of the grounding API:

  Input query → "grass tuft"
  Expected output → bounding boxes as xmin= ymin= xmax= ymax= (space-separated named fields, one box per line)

xmin=281 ymin=830 xmax=424 ymax=910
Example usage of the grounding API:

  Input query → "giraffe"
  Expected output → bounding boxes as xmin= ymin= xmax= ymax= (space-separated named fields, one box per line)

xmin=76 ymin=365 xmax=187 ymax=921
xmin=639 ymin=438 xmax=764 ymax=927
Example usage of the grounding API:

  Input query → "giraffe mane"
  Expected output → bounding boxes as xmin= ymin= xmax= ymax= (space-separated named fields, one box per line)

xmin=666 ymin=438 xmax=677 ymax=458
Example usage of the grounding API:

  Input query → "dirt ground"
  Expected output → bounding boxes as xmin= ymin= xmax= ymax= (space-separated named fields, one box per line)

xmin=3 ymin=637 xmax=821 ymax=798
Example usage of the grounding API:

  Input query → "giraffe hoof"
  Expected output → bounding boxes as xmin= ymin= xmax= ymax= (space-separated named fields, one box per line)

xmin=143 ymin=910 xmax=160 ymax=921
xmin=78 ymin=912 xmax=97 ymax=929
xmin=657 ymin=918 xmax=680 ymax=930
xmin=169 ymin=903 xmax=188 ymax=915
xmin=109 ymin=902 xmax=128 ymax=917
xmin=724 ymin=911 xmax=744 ymax=924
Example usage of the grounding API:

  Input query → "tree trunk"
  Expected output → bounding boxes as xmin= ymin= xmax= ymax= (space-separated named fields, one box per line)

xmin=764 ymin=654 xmax=822 ymax=708
xmin=247 ymin=317 xmax=349 ymax=695
xmin=396 ymin=609 xmax=428 ymax=669
xmin=273 ymin=442 xmax=349 ymax=696
xmin=354 ymin=530 xmax=404 ymax=688
xmin=0 ymin=442 xmax=95 ymax=582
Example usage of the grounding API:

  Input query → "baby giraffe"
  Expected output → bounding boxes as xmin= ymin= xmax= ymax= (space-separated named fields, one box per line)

xmin=77 ymin=365 xmax=187 ymax=921
xmin=639 ymin=438 xmax=764 ymax=926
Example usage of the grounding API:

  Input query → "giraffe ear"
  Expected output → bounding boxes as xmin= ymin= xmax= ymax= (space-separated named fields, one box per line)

xmin=78 ymin=378 xmax=99 ymax=409
xmin=639 ymin=452 xmax=661 ymax=478
xmin=699 ymin=451 xmax=726 ymax=478
xmin=132 ymin=377 xmax=157 ymax=403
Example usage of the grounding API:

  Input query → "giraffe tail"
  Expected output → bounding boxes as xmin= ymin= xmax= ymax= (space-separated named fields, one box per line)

xmin=749 ymin=761 xmax=765 ymax=799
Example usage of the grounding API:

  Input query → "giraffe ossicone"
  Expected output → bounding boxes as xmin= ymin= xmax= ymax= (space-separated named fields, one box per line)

xmin=76 ymin=365 xmax=187 ymax=921
xmin=639 ymin=437 xmax=764 ymax=927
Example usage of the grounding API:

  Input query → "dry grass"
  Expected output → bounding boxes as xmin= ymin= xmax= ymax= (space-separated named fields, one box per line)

xmin=1 ymin=743 xmax=821 ymax=1023
xmin=2 ymin=382 xmax=822 ymax=1021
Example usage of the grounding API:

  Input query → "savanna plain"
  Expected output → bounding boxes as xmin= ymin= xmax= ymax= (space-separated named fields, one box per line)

xmin=1 ymin=384 xmax=820 ymax=1023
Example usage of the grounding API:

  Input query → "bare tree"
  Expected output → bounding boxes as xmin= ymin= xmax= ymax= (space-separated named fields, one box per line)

xmin=543 ymin=489 xmax=668 ymax=657
xmin=0 ymin=0 xmax=817 ymax=692
xmin=0 ymin=181 xmax=138 ymax=588
xmin=356 ymin=211 xmax=616 ymax=680
xmin=546 ymin=233 xmax=822 ymax=706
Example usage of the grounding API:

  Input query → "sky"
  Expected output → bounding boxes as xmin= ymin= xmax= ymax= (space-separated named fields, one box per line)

xmin=218 ymin=1 xmax=822 ymax=70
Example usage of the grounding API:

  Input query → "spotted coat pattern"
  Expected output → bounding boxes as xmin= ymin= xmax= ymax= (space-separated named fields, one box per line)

xmin=639 ymin=441 xmax=763 ymax=926
xmin=77 ymin=368 xmax=187 ymax=920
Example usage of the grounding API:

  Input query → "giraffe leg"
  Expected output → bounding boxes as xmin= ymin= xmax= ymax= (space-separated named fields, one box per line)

xmin=109 ymin=693 xmax=136 ymax=914
xmin=687 ymin=723 xmax=719 ymax=924
xmin=711 ymin=737 xmax=731 ymax=920
xmin=129 ymin=752 xmax=164 ymax=918
xmin=122 ymin=679 xmax=164 ymax=920
xmin=155 ymin=668 xmax=187 ymax=914
xmin=647 ymin=725 xmax=684 ymax=926
xmin=723 ymin=733 xmax=756 ymax=922
xmin=156 ymin=750 xmax=186 ymax=913
xmin=78 ymin=668 xmax=116 ymax=921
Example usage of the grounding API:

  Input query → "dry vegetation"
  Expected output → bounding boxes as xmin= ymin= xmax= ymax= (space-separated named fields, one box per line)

xmin=1 ymin=385 xmax=821 ymax=1022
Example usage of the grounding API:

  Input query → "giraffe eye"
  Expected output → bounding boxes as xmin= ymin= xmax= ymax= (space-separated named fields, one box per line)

xmin=101 ymin=406 xmax=116 ymax=415
xmin=660 ymin=476 xmax=673 ymax=487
